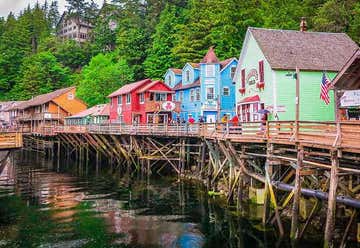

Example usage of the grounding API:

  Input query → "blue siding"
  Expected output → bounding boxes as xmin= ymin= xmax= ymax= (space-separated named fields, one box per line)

xmin=164 ymin=70 xmax=182 ymax=88
xmin=166 ymin=58 xmax=238 ymax=123
xmin=220 ymin=59 xmax=238 ymax=117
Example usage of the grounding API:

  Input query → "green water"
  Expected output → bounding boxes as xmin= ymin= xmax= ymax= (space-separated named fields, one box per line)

xmin=0 ymin=151 xmax=320 ymax=247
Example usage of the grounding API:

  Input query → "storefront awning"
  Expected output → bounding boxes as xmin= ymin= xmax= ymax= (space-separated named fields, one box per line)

xmin=238 ymin=95 xmax=260 ymax=104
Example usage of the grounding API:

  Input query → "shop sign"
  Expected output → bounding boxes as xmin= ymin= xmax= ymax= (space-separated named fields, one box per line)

xmin=162 ymin=101 xmax=176 ymax=111
xmin=340 ymin=90 xmax=360 ymax=107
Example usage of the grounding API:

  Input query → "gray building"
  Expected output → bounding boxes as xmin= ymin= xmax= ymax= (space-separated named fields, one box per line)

xmin=56 ymin=12 xmax=94 ymax=43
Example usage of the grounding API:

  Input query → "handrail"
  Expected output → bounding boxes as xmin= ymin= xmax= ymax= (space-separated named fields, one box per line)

xmin=6 ymin=120 xmax=360 ymax=151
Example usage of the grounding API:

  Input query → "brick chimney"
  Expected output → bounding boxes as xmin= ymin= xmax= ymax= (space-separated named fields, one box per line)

xmin=300 ymin=17 xmax=307 ymax=32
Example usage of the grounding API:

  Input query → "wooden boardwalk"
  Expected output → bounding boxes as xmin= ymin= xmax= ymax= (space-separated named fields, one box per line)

xmin=7 ymin=121 xmax=360 ymax=246
xmin=55 ymin=121 xmax=360 ymax=154
xmin=0 ymin=132 xmax=23 ymax=150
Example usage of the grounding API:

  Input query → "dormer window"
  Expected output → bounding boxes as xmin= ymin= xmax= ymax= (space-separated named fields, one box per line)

xmin=167 ymin=75 xmax=171 ymax=86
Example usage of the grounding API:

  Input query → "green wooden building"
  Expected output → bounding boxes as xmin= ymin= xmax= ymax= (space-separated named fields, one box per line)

xmin=65 ymin=104 xmax=109 ymax=125
xmin=234 ymin=26 xmax=359 ymax=122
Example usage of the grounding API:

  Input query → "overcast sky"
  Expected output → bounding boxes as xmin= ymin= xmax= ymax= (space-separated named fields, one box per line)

xmin=0 ymin=0 xmax=104 ymax=18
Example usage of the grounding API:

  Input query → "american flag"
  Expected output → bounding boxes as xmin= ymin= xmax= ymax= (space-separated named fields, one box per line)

xmin=320 ymin=73 xmax=330 ymax=105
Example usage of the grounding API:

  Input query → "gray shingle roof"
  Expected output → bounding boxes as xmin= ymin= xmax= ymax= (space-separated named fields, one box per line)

xmin=249 ymin=27 xmax=359 ymax=71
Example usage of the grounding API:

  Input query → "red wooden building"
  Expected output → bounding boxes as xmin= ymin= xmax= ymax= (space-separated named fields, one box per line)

xmin=108 ymin=79 xmax=180 ymax=124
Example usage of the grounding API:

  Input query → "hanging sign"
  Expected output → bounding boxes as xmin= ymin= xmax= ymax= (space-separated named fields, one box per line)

xmin=340 ymin=90 xmax=360 ymax=107
xmin=246 ymin=69 xmax=258 ymax=85
xmin=162 ymin=101 xmax=176 ymax=111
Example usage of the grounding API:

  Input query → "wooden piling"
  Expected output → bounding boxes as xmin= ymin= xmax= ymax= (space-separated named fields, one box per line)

xmin=290 ymin=146 xmax=304 ymax=241
xmin=324 ymin=150 xmax=339 ymax=248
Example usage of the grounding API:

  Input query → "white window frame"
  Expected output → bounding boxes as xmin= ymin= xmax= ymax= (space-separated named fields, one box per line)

xmin=223 ymin=87 xmax=230 ymax=96
xmin=186 ymin=70 xmax=190 ymax=82
xmin=179 ymin=91 xmax=183 ymax=101
xmin=126 ymin=94 xmax=131 ymax=104
xmin=206 ymin=87 xmax=215 ymax=100
xmin=195 ymin=88 xmax=200 ymax=101
xmin=205 ymin=64 xmax=215 ymax=77
xmin=155 ymin=93 xmax=166 ymax=102
xmin=117 ymin=95 xmax=122 ymax=105
xmin=190 ymin=89 xmax=195 ymax=102
xmin=230 ymin=66 xmax=236 ymax=79
xmin=139 ymin=93 xmax=145 ymax=104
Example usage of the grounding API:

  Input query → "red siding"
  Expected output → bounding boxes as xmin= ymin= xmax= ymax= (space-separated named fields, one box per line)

xmin=109 ymin=80 xmax=174 ymax=124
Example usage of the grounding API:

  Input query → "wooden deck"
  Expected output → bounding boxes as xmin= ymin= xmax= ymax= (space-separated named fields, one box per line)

xmin=0 ymin=132 xmax=23 ymax=150
xmin=54 ymin=121 xmax=360 ymax=154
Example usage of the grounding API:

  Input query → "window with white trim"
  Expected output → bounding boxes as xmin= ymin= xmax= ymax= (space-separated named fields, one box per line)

xmin=117 ymin=95 xmax=122 ymax=105
xmin=190 ymin=89 xmax=195 ymax=102
xmin=223 ymin=87 xmax=230 ymax=96
xmin=126 ymin=94 xmax=131 ymax=104
xmin=186 ymin=70 xmax=190 ymax=82
xmin=205 ymin=64 xmax=215 ymax=77
xmin=206 ymin=87 xmax=215 ymax=100
xmin=179 ymin=91 xmax=183 ymax=101
xmin=167 ymin=75 xmax=172 ymax=86
xmin=195 ymin=88 xmax=200 ymax=101
xmin=139 ymin=93 xmax=144 ymax=104
xmin=230 ymin=66 xmax=236 ymax=79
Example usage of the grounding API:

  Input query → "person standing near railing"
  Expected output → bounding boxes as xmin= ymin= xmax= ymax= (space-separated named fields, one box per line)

xmin=221 ymin=114 xmax=228 ymax=135
xmin=188 ymin=116 xmax=195 ymax=133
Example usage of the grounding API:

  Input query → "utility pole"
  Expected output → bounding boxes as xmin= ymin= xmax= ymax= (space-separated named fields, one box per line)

xmin=295 ymin=67 xmax=300 ymax=141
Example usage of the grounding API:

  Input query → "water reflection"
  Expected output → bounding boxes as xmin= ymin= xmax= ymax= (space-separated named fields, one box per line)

xmin=0 ymin=151 xmax=317 ymax=247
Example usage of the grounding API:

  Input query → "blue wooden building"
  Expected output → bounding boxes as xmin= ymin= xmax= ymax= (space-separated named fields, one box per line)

xmin=164 ymin=47 xmax=238 ymax=122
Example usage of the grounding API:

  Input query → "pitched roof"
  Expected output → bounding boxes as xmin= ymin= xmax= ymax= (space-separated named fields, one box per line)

xmin=220 ymin=58 xmax=237 ymax=70
xmin=331 ymin=49 xmax=360 ymax=90
xmin=173 ymin=79 xmax=200 ymax=91
xmin=189 ymin=63 xmax=200 ymax=68
xmin=249 ymin=27 xmax=359 ymax=71
xmin=11 ymin=87 xmax=76 ymax=110
xmin=137 ymin=80 xmax=173 ymax=93
xmin=3 ymin=101 xmax=26 ymax=111
xmin=201 ymin=46 xmax=220 ymax=63
xmin=66 ymin=104 xmax=109 ymax=119
xmin=108 ymin=79 xmax=151 ymax=97
xmin=170 ymin=68 xmax=182 ymax=74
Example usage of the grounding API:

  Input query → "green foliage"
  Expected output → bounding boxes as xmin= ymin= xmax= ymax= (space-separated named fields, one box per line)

xmin=143 ymin=4 xmax=185 ymax=79
xmin=76 ymin=53 xmax=134 ymax=106
xmin=0 ymin=0 xmax=359 ymax=102
xmin=53 ymin=40 xmax=95 ymax=71
xmin=10 ymin=52 xmax=71 ymax=100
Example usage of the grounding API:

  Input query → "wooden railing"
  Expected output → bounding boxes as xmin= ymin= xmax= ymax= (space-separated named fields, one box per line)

xmin=54 ymin=121 xmax=360 ymax=152
xmin=16 ymin=112 xmax=63 ymax=121
xmin=0 ymin=132 xmax=22 ymax=150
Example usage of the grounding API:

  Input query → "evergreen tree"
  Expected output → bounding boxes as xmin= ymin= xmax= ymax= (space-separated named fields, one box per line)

xmin=312 ymin=0 xmax=356 ymax=33
xmin=143 ymin=4 xmax=185 ymax=79
xmin=77 ymin=53 xmax=134 ymax=106
xmin=10 ymin=52 xmax=70 ymax=100
xmin=0 ymin=12 xmax=31 ymax=94
xmin=48 ymin=1 xmax=60 ymax=30
xmin=115 ymin=0 xmax=149 ymax=79
xmin=66 ymin=0 xmax=88 ymax=16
